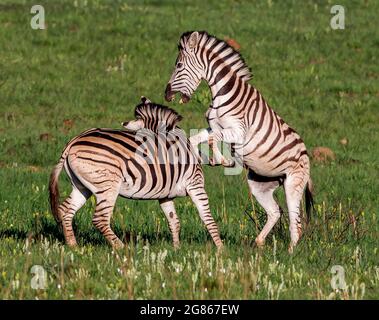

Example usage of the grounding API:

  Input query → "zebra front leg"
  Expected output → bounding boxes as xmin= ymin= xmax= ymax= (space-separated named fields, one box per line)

xmin=93 ymin=189 xmax=124 ymax=249
xmin=187 ymin=184 xmax=223 ymax=248
xmin=189 ymin=128 xmax=211 ymax=147
xmin=189 ymin=128 xmax=212 ymax=164
xmin=208 ymin=128 xmax=245 ymax=167
xmin=60 ymin=187 xmax=90 ymax=247
xmin=159 ymin=199 xmax=180 ymax=249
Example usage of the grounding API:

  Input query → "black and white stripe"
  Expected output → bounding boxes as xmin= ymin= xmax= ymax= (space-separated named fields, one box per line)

xmin=49 ymin=97 xmax=222 ymax=249
xmin=165 ymin=31 xmax=314 ymax=253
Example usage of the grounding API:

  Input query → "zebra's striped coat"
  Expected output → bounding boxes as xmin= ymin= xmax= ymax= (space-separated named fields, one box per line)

xmin=49 ymin=98 xmax=222 ymax=249
xmin=165 ymin=31 xmax=314 ymax=253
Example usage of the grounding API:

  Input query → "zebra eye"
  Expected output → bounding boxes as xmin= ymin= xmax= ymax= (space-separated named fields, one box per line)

xmin=176 ymin=62 xmax=183 ymax=69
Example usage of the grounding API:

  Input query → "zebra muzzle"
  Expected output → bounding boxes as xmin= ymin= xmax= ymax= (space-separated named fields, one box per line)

xmin=165 ymin=84 xmax=175 ymax=102
xmin=165 ymin=84 xmax=191 ymax=104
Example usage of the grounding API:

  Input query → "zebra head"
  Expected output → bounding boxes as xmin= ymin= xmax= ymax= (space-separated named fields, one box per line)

xmin=165 ymin=31 xmax=205 ymax=104
xmin=123 ymin=97 xmax=183 ymax=132
xmin=165 ymin=31 xmax=252 ymax=105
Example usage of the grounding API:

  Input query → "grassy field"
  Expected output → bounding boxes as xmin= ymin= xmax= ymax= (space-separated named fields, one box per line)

xmin=0 ymin=0 xmax=378 ymax=299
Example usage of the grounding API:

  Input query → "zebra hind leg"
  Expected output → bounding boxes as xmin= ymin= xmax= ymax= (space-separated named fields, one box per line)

xmin=187 ymin=184 xmax=223 ymax=249
xmin=92 ymin=187 xmax=124 ymax=249
xmin=60 ymin=187 xmax=91 ymax=247
xmin=159 ymin=199 xmax=180 ymax=248
xmin=284 ymin=171 xmax=309 ymax=254
xmin=247 ymin=171 xmax=281 ymax=248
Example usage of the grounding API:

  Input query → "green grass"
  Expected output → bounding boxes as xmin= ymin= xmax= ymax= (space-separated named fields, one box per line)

xmin=0 ymin=0 xmax=378 ymax=299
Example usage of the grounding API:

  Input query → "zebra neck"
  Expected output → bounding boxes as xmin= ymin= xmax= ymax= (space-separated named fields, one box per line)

xmin=208 ymin=75 xmax=254 ymax=110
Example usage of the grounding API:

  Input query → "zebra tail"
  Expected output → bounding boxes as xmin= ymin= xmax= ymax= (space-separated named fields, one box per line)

xmin=49 ymin=157 xmax=65 ymax=224
xmin=305 ymin=178 xmax=314 ymax=223
xmin=49 ymin=131 xmax=86 ymax=224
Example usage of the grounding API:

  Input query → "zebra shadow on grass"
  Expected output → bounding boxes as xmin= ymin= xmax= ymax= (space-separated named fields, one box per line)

xmin=24 ymin=214 xmax=219 ymax=247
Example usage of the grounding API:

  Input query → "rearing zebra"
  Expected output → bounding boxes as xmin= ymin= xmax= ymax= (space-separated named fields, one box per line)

xmin=165 ymin=31 xmax=313 ymax=253
xmin=49 ymin=97 xmax=223 ymax=249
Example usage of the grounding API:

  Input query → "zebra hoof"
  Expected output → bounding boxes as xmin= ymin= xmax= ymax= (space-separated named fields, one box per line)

xmin=221 ymin=158 xmax=235 ymax=168
xmin=66 ymin=240 xmax=78 ymax=247
xmin=216 ymin=244 xmax=224 ymax=254
xmin=173 ymin=243 xmax=180 ymax=250
xmin=112 ymin=240 xmax=125 ymax=250
xmin=254 ymin=238 xmax=265 ymax=249
xmin=209 ymin=158 xmax=220 ymax=167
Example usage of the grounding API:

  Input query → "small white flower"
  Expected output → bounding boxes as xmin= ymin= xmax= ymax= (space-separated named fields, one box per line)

xmin=162 ymin=282 xmax=166 ymax=288
xmin=57 ymin=284 xmax=61 ymax=289
xmin=208 ymin=272 xmax=212 ymax=277
xmin=204 ymin=288 xmax=208 ymax=292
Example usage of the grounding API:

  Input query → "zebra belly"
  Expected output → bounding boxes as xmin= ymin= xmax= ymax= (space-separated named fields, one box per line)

xmin=118 ymin=161 xmax=195 ymax=199
xmin=118 ymin=181 xmax=188 ymax=200
xmin=242 ymin=155 xmax=283 ymax=177
xmin=67 ymin=157 xmax=189 ymax=200
xmin=239 ymin=132 xmax=306 ymax=177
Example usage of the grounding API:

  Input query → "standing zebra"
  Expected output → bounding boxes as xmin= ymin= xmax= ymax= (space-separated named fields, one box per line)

xmin=165 ymin=31 xmax=313 ymax=253
xmin=49 ymin=97 xmax=223 ymax=249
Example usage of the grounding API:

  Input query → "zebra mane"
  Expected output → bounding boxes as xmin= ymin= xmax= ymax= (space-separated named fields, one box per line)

xmin=135 ymin=102 xmax=183 ymax=132
xmin=179 ymin=31 xmax=253 ymax=82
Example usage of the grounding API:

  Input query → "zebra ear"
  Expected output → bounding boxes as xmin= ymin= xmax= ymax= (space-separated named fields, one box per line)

xmin=141 ymin=96 xmax=151 ymax=105
xmin=188 ymin=32 xmax=199 ymax=49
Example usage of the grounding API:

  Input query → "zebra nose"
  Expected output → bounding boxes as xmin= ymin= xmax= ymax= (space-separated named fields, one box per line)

xmin=122 ymin=121 xmax=129 ymax=127
xmin=165 ymin=84 xmax=175 ymax=102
